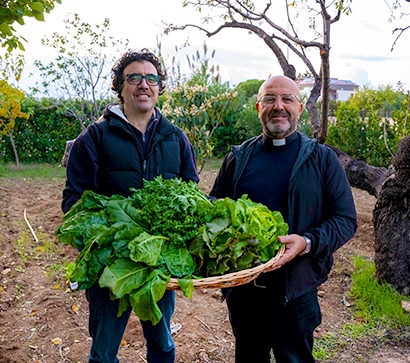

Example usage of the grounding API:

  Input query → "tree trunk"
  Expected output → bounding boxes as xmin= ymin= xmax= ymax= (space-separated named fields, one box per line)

xmin=319 ymin=46 xmax=330 ymax=144
xmin=8 ymin=131 xmax=20 ymax=168
xmin=306 ymin=77 xmax=322 ymax=139
xmin=327 ymin=145 xmax=388 ymax=198
xmin=318 ymin=1 xmax=331 ymax=145
xmin=373 ymin=136 xmax=410 ymax=296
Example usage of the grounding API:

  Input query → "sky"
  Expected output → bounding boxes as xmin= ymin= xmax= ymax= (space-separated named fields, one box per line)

xmin=9 ymin=0 xmax=410 ymax=92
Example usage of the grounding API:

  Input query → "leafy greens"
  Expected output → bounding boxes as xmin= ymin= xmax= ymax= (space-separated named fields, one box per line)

xmin=56 ymin=177 xmax=288 ymax=325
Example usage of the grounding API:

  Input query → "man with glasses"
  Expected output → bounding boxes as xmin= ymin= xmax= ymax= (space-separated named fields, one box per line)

xmin=210 ymin=75 xmax=357 ymax=362
xmin=62 ymin=49 xmax=199 ymax=363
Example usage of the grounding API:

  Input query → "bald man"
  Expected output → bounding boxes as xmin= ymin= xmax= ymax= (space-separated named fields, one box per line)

xmin=210 ymin=76 xmax=357 ymax=362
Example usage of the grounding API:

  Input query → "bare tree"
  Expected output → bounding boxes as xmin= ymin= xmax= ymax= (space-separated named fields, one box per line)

xmin=164 ymin=0 xmax=389 ymax=197
xmin=165 ymin=0 xmax=353 ymax=143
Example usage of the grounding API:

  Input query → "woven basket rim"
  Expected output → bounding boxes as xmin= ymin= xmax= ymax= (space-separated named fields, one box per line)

xmin=166 ymin=244 xmax=285 ymax=290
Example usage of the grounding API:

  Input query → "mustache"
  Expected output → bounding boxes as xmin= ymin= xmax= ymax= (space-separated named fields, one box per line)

xmin=268 ymin=109 xmax=289 ymax=118
xmin=134 ymin=91 xmax=152 ymax=96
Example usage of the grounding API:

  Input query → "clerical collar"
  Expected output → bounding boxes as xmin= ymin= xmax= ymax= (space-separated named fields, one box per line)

xmin=261 ymin=131 xmax=298 ymax=147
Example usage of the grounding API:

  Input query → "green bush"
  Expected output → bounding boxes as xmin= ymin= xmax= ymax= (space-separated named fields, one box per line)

xmin=327 ymin=94 xmax=410 ymax=167
xmin=0 ymin=97 xmax=97 ymax=164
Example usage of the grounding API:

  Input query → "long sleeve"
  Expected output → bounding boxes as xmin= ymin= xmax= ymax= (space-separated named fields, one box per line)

xmin=62 ymin=127 xmax=100 ymax=213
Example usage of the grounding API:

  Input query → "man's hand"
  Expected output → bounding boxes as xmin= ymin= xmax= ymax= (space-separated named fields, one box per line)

xmin=263 ymin=234 xmax=307 ymax=272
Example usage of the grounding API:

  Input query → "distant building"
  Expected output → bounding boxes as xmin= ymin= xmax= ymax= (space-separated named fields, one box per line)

xmin=296 ymin=77 xmax=360 ymax=102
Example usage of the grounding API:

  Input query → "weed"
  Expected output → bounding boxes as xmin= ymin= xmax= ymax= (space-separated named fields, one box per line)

xmin=34 ymin=231 xmax=60 ymax=258
xmin=62 ymin=262 xmax=75 ymax=282
xmin=16 ymin=233 xmax=29 ymax=264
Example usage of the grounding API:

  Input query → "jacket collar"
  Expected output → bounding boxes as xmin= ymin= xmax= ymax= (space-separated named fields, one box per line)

xmin=104 ymin=104 xmax=176 ymax=138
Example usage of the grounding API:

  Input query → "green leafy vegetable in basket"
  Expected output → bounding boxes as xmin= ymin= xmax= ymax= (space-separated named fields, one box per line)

xmin=55 ymin=177 xmax=288 ymax=325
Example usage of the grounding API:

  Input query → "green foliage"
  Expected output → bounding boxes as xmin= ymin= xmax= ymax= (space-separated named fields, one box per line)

xmin=232 ymin=79 xmax=262 ymax=141
xmin=56 ymin=177 xmax=287 ymax=324
xmin=327 ymin=103 xmax=364 ymax=156
xmin=162 ymin=81 xmax=238 ymax=167
xmin=0 ymin=96 xmax=93 ymax=164
xmin=235 ymin=79 xmax=263 ymax=99
xmin=234 ymin=96 xmax=260 ymax=139
xmin=297 ymin=94 xmax=312 ymax=137
xmin=327 ymin=90 xmax=410 ymax=167
xmin=0 ymin=0 xmax=61 ymax=52
xmin=348 ymin=84 xmax=406 ymax=118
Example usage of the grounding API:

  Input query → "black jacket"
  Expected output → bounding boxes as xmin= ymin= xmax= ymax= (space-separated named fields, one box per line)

xmin=62 ymin=104 xmax=199 ymax=213
xmin=211 ymin=132 xmax=357 ymax=301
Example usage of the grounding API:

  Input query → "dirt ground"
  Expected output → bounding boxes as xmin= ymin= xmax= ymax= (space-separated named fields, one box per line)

xmin=1 ymin=169 xmax=410 ymax=363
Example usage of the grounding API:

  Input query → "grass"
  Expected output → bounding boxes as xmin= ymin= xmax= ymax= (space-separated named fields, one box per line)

xmin=0 ymin=162 xmax=66 ymax=179
xmin=0 ymin=160 xmax=222 ymax=179
xmin=313 ymin=255 xmax=410 ymax=360
xmin=350 ymin=255 xmax=410 ymax=327
xmin=201 ymin=158 xmax=223 ymax=171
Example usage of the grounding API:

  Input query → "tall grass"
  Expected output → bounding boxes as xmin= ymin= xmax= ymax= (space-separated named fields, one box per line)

xmin=0 ymin=163 xmax=66 ymax=179
xmin=350 ymin=255 xmax=410 ymax=327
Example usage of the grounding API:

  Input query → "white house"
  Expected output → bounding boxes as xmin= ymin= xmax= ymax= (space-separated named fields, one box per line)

xmin=296 ymin=77 xmax=359 ymax=102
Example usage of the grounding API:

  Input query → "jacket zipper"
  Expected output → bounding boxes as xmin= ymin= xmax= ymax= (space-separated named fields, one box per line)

xmin=142 ymin=133 xmax=147 ymax=176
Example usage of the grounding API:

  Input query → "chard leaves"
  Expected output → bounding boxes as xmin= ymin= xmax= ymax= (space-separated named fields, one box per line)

xmin=56 ymin=177 xmax=288 ymax=325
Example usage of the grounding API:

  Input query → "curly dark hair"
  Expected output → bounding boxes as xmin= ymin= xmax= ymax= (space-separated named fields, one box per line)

xmin=111 ymin=49 xmax=167 ymax=103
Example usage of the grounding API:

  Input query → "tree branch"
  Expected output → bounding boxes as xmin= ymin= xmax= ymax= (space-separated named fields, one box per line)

xmin=391 ymin=25 xmax=410 ymax=51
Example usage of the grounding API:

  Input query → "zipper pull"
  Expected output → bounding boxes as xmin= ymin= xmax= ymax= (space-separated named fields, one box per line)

xmin=143 ymin=159 xmax=147 ymax=174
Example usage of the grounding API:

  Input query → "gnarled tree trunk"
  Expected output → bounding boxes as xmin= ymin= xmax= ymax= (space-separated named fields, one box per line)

xmin=373 ymin=136 xmax=410 ymax=296
xmin=327 ymin=145 xmax=388 ymax=198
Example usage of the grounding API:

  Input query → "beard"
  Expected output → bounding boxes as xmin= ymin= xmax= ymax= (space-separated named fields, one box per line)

xmin=261 ymin=110 xmax=298 ymax=139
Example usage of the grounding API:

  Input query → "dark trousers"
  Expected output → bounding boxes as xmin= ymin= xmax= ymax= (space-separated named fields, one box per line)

xmin=225 ymin=283 xmax=321 ymax=363
xmin=86 ymin=283 xmax=176 ymax=363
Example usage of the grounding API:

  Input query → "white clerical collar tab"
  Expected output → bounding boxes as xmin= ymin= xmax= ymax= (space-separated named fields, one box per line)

xmin=272 ymin=139 xmax=286 ymax=146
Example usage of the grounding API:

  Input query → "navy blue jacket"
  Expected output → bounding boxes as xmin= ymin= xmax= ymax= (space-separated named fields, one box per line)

xmin=211 ymin=132 xmax=357 ymax=301
xmin=62 ymin=105 xmax=199 ymax=213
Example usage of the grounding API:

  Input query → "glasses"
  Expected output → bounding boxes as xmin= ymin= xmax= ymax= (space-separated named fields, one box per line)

xmin=125 ymin=73 xmax=161 ymax=86
xmin=258 ymin=94 xmax=301 ymax=106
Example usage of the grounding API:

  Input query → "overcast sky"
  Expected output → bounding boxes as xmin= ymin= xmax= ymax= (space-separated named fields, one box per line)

xmin=10 ymin=0 xmax=410 ymax=92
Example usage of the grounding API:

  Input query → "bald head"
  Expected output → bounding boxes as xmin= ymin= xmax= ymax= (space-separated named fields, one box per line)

xmin=258 ymin=75 xmax=301 ymax=100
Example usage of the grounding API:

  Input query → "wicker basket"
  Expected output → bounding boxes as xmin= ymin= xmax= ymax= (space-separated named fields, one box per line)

xmin=166 ymin=245 xmax=285 ymax=290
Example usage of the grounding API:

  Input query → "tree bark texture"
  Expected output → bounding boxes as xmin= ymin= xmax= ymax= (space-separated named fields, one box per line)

xmin=373 ymin=136 xmax=410 ymax=296
xmin=327 ymin=145 xmax=388 ymax=198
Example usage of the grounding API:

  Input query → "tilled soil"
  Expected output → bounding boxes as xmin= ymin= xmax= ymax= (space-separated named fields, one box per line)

xmin=1 ymin=172 xmax=409 ymax=363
